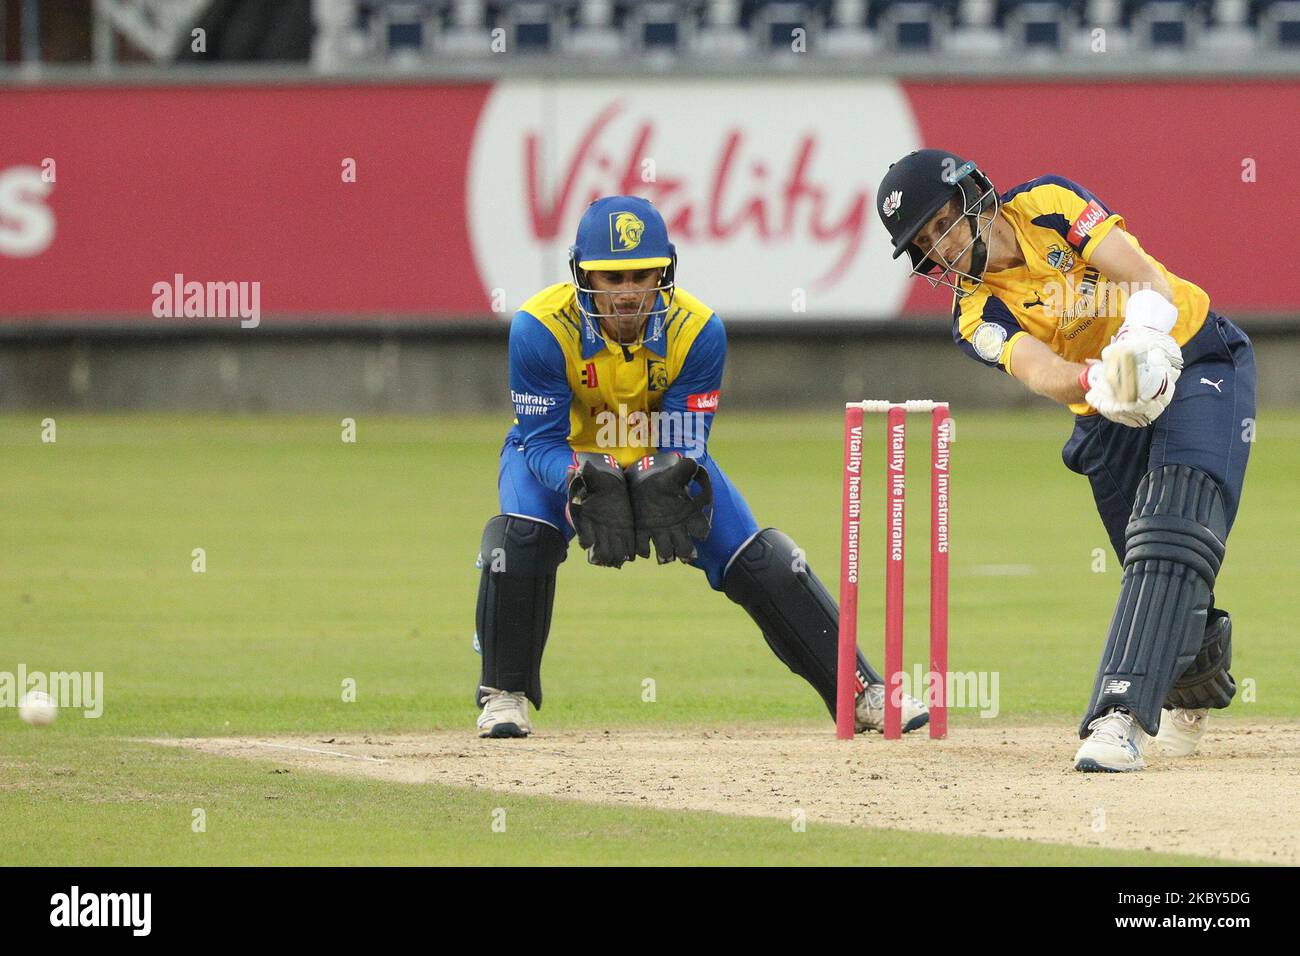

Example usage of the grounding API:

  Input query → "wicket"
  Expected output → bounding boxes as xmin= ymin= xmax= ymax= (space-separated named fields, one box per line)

xmin=837 ymin=400 xmax=951 ymax=741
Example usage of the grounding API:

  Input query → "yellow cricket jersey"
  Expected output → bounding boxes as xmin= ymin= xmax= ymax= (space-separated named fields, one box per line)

xmin=506 ymin=282 xmax=724 ymax=493
xmin=953 ymin=176 xmax=1209 ymax=414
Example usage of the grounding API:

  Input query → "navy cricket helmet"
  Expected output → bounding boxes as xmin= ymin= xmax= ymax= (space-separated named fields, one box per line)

xmin=568 ymin=195 xmax=677 ymax=342
xmin=877 ymin=149 xmax=999 ymax=296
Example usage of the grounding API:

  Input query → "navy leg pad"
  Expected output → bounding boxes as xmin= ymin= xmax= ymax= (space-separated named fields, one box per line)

xmin=1166 ymin=608 xmax=1236 ymax=710
xmin=723 ymin=528 xmax=882 ymax=718
xmin=1081 ymin=465 xmax=1227 ymax=737
xmin=475 ymin=514 xmax=567 ymax=709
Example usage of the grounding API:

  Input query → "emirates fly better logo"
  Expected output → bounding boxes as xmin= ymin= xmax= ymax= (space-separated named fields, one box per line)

xmin=467 ymin=81 xmax=922 ymax=319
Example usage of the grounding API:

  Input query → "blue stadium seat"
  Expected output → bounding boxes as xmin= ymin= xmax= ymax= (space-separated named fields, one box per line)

xmin=750 ymin=1 xmax=824 ymax=52
xmin=319 ymin=0 xmax=1297 ymax=64
xmin=877 ymin=1 xmax=947 ymax=50
xmin=1131 ymin=0 xmax=1198 ymax=48
xmin=374 ymin=1 xmax=440 ymax=62
xmin=619 ymin=1 xmax=688 ymax=54
xmin=1260 ymin=0 xmax=1300 ymax=45
xmin=499 ymin=1 xmax=562 ymax=53
xmin=1004 ymin=1 xmax=1070 ymax=49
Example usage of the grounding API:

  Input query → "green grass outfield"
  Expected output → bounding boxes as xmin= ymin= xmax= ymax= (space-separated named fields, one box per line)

xmin=1 ymin=410 xmax=1295 ymax=865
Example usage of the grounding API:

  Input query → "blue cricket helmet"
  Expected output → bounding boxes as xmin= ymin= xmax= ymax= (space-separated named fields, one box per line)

xmin=568 ymin=195 xmax=677 ymax=344
xmin=569 ymin=195 xmax=675 ymax=271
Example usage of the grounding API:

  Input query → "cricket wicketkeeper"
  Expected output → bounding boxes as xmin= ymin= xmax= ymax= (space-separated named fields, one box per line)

xmin=877 ymin=149 xmax=1256 ymax=772
xmin=472 ymin=195 xmax=928 ymax=738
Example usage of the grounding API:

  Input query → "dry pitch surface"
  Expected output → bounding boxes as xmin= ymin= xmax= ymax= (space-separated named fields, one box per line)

xmin=151 ymin=721 xmax=1300 ymax=865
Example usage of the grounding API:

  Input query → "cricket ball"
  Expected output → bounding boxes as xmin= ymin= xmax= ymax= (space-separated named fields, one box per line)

xmin=18 ymin=691 xmax=58 ymax=726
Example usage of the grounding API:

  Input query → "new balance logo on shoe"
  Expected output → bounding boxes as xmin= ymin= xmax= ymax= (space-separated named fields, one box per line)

xmin=1103 ymin=680 xmax=1131 ymax=694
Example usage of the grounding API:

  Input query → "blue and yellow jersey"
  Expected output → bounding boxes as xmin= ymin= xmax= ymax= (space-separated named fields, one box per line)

xmin=506 ymin=283 xmax=724 ymax=493
xmin=953 ymin=176 xmax=1209 ymax=414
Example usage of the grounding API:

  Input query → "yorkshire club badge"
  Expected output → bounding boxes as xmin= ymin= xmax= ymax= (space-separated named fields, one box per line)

xmin=972 ymin=322 xmax=1008 ymax=362
xmin=1047 ymin=244 xmax=1076 ymax=273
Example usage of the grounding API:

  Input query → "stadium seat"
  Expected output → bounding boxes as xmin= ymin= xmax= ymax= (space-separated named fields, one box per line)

xmin=1130 ymin=0 xmax=1198 ymax=49
xmin=750 ymin=1 xmax=823 ymax=53
xmin=693 ymin=0 xmax=754 ymax=56
xmin=499 ymin=1 xmax=563 ymax=53
xmin=1260 ymin=0 xmax=1300 ymax=47
xmin=1081 ymin=0 xmax=1122 ymax=27
xmin=567 ymin=0 xmax=625 ymax=57
xmin=373 ymin=1 xmax=439 ymax=65
xmin=1067 ymin=0 xmax=1131 ymax=52
xmin=1198 ymin=0 xmax=1257 ymax=52
xmin=1212 ymin=0 xmax=1250 ymax=24
xmin=309 ymin=0 xmax=1298 ymax=65
xmin=626 ymin=2 xmax=689 ymax=55
xmin=313 ymin=0 xmax=363 ymax=67
xmin=822 ymin=0 xmax=880 ymax=55
xmin=877 ymin=1 xmax=945 ymax=50
xmin=437 ymin=0 xmax=494 ymax=56
xmin=1003 ymin=1 xmax=1070 ymax=51
xmin=945 ymin=0 xmax=1007 ymax=55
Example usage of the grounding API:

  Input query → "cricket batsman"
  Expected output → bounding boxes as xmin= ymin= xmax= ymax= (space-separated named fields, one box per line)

xmin=877 ymin=149 xmax=1255 ymax=772
xmin=472 ymin=195 xmax=928 ymax=738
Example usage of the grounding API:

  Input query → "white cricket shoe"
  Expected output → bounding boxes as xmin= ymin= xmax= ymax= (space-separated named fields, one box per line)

xmin=856 ymin=683 xmax=931 ymax=734
xmin=1074 ymin=708 xmax=1147 ymax=772
xmin=476 ymin=687 xmax=532 ymax=738
xmin=1153 ymin=707 xmax=1209 ymax=757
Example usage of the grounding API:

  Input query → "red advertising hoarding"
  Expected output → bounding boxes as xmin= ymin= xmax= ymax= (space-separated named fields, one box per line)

xmin=2 ymin=78 xmax=1297 ymax=323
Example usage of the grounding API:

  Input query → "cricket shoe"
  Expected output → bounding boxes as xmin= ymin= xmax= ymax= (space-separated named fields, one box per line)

xmin=1152 ymin=707 xmax=1209 ymax=757
xmin=476 ymin=686 xmax=532 ymax=738
xmin=1074 ymin=708 xmax=1147 ymax=772
xmin=855 ymin=683 xmax=930 ymax=734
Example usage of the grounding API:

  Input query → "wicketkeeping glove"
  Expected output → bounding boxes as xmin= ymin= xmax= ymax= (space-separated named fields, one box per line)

xmin=565 ymin=452 xmax=636 ymax=568
xmin=625 ymin=453 xmax=713 ymax=564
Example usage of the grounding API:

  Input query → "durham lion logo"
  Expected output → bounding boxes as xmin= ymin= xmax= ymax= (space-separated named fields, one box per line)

xmin=647 ymin=359 xmax=667 ymax=392
xmin=610 ymin=212 xmax=645 ymax=252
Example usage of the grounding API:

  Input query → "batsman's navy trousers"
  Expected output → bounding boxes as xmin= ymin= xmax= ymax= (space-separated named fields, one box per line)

xmin=1061 ymin=312 xmax=1256 ymax=560
xmin=497 ymin=439 xmax=761 ymax=591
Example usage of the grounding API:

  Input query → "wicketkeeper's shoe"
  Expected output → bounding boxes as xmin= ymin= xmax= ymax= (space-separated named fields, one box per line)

xmin=1152 ymin=706 xmax=1209 ymax=757
xmin=1074 ymin=707 xmax=1147 ymax=772
xmin=855 ymin=683 xmax=930 ymax=734
xmin=476 ymin=686 xmax=532 ymax=738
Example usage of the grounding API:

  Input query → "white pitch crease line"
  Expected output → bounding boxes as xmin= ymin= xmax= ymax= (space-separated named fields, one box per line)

xmin=249 ymin=741 xmax=388 ymax=763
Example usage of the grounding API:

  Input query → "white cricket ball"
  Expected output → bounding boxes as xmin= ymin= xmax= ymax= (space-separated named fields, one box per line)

xmin=18 ymin=691 xmax=58 ymax=726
